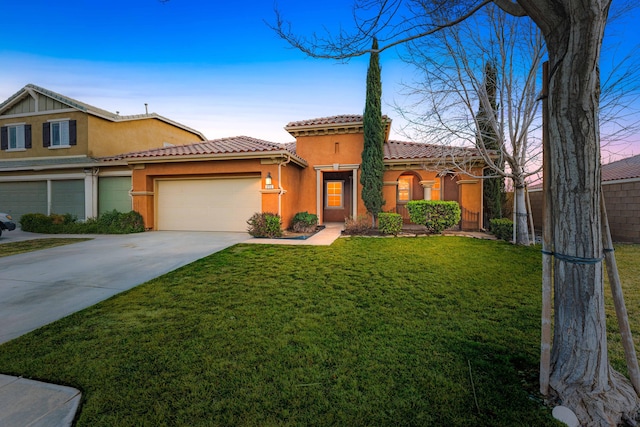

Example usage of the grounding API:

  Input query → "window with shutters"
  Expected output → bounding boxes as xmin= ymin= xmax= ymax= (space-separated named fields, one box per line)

xmin=51 ymin=121 xmax=69 ymax=146
xmin=1 ymin=124 xmax=31 ymax=151
xmin=44 ymin=120 xmax=76 ymax=148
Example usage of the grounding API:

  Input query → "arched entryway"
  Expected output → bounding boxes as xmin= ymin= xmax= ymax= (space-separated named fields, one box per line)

xmin=396 ymin=171 xmax=423 ymax=223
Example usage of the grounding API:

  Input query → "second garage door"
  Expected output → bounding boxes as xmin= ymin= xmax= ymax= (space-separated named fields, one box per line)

xmin=156 ymin=178 xmax=261 ymax=232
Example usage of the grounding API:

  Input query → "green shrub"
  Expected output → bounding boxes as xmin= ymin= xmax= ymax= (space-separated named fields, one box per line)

xmin=407 ymin=200 xmax=461 ymax=234
xmin=291 ymin=211 xmax=318 ymax=233
xmin=18 ymin=211 xmax=144 ymax=234
xmin=20 ymin=213 xmax=53 ymax=232
xmin=97 ymin=210 xmax=145 ymax=234
xmin=490 ymin=218 xmax=514 ymax=241
xmin=378 ymin=212 xmax=403 ymax=235
xmin=344 ymin=215 xmax=372 ymax=235
xmin=247 ymin=212 xmax=282 ymax=238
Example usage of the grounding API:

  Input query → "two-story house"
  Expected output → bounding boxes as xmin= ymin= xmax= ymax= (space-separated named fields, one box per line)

xmin=0 ymin=84 xmax=206 ymax=222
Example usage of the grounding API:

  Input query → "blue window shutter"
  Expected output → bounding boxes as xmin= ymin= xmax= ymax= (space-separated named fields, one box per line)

xmin=0 ymin=126 xmax=7 ymax=150
xmin=69 ymin=120 xmax=77 ymax=146
xmin=25 ymin=125 xmax=32 ymax=149
xmin=43 ymin=122 xmax=50 ymax=147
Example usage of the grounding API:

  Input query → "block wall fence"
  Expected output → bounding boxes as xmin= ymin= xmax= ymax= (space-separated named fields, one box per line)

xmin=527 ymin=179 xmax=640 ymax=243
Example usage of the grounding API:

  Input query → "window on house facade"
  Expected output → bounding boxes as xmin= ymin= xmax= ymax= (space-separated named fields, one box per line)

xmin=326 ymin=180 xmax=343 ymax=208
xmin=51 ymin=121 xmax=69 ymax=146
xmin=0 ymin=124 xmax=31 ymax=151
xmin=398 ymin=176 xmax=412 ymax=202
xmin=43 ymin=120 xmax=77 ymax=148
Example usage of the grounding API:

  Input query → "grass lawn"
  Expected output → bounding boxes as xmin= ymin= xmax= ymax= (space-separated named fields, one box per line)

xmin=0 ymin=237 xmax=637 ymax=426
xmin=0 ymin=238 xmax=92 ymax=257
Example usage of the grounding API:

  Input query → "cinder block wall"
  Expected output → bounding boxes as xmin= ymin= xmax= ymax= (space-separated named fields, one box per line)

xmin=528 ymin=180 xmax=640 ymax=243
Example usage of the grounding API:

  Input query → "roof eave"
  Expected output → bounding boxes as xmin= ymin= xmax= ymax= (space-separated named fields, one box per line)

xmin=121 ymin=150 xmax=308 ymax=167
xmin=0 ymin=159 xmax=128 ymax=173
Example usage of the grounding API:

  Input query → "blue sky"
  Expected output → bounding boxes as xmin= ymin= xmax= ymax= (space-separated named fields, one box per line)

xmin=1 ymin=0 xmax=638 ymax=158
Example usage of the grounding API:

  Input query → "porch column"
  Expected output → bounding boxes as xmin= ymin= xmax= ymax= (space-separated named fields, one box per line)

xmin=420 ymin=180 xmax=436 ymax=201
xmin=316 ymin=169 xmax=322 ymax=222
xmin=352 ymin=168 xmax=358 ymax=218
xmin=84 ymin=169 xmax=98 ymax=220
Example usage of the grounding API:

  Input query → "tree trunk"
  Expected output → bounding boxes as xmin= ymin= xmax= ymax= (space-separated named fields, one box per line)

xmin=541 ymin=2 xmax=640 ymax=424
xmin=513 ymin=178 xmax=530 ymax=246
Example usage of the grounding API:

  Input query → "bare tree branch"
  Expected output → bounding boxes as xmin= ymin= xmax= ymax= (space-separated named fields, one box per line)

xmin=492 ymin=0 xmax=526 ymax=16
xmin=268 ymin=0 xmax=494 ymax=60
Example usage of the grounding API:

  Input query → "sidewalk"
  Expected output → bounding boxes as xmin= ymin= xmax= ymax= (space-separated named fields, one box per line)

xmin=0 ymin=375 xmax=81 ymax=427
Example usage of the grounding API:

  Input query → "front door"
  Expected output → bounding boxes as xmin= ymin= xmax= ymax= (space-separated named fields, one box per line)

xmin=323 ymin=172 xmax=352 ymax=222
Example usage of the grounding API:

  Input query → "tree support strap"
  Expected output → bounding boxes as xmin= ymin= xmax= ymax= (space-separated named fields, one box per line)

xmin=541 ymin=250 xmax=607 ymax=265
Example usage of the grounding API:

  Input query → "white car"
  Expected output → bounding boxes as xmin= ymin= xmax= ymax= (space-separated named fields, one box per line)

xmin=0 ymin=213 xmax=16 ymax=237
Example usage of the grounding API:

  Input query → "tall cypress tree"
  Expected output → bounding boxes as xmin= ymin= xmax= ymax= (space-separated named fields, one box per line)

xmin=477 ymin=59 xmax=504 ymax=225
xmin=361 ymin=37 xmax=385 ymax=225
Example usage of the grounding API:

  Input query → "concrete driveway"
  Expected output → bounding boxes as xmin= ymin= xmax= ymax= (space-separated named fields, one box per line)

xmin=0 ymin=229 xmax=249 ymax=344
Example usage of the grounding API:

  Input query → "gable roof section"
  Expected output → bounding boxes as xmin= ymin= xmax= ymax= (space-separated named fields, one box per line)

xmin=104 ymin=136 xmax=307 ymax=166
xmin=285 ymin=114 xmax=392 ymax=137
xmin=0 ymin=84 xmax=206 ymax=141
xmin=602 ymin=153 xmax=640 ymax=181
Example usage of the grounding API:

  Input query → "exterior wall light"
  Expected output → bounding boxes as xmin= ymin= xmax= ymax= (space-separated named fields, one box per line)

xmin=265 ymin=172 xmax=274 ymax=189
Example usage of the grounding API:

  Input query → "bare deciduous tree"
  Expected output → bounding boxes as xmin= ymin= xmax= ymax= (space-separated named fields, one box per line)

xmin=273 ymin=0 xmax=640 ymax=424
xmin=394 ymin=4 xmax=544 ymax=245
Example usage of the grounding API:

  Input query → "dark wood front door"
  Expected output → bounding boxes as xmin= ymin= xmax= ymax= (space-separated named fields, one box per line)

xmin=442 ymin=173 xmax=459 ymax=203
xmin=323 ymin=172 xmax=352 ymax=222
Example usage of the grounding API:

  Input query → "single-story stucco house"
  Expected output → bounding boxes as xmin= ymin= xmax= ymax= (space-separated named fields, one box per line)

xmin=106 ymin=115 xmax=486 ymax=232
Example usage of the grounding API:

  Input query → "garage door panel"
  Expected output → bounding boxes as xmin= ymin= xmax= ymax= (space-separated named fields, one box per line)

xmin=0 ymin=181 xmax=47 ymax=223
xmin=99 ymin=176 xmax=132 ymax=215
xmin=157 ymin=178 xmax=261 ymax=232
xmin=51 ymin=180 xmax=84 ymax=219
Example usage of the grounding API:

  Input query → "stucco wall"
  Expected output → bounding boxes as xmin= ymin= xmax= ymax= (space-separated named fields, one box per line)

xmin=130 ymin=158 xmax=304 ymax=230
xmin=295 ymin=133 xmax=366 ymax=222
xmin=87 ymin=116 xmax=203 ymax=157
xmin=0 ymin=111 xmax=88 ymax=159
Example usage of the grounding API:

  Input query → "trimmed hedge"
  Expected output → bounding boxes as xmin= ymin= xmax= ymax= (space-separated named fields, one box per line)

xmin=247 ymin=212 xmax=282 ymax=238
xmin=407 ymin=200 xmax=461 ymax=234
xmin=378 ymin=212 xmax=403 ymax=235
xmin=20 ymin=210 xmax=145 ymax=234
xmin=291 ymin=211 xmax=318 ymax=233
xmin=490 ymin=218 xmax=514 ymax=242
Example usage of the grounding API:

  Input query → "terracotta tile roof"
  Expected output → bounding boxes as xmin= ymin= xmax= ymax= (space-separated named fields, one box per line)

xmin=104 ymin=136 xmax=303 ymax=163
xmin=602 ymin=153 xmax=640 ymax=181
xmin=286 ymin=114 xmax=366 ymax=128
xmin=529 ymin=153 xmax=640 ymax=190
xmin=384 ymin=140 xmax=482 ymax=160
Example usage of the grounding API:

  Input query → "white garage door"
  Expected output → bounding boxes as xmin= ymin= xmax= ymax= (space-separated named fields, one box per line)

xmin=157 ymin=178 xmax=261 ymax=232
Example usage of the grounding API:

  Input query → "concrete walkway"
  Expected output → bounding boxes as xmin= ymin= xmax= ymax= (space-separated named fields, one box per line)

xmin=243 ymin=222 xmax=344 ymax=246
xmin=0 ymin=225 xmax=343 ymax=427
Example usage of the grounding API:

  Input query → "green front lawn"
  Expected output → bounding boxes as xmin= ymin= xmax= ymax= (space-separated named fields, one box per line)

xmin=0 ymin=238 xmax=92 ymax=257
xmin=1 ymin=237 xmax=636 ymax=426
